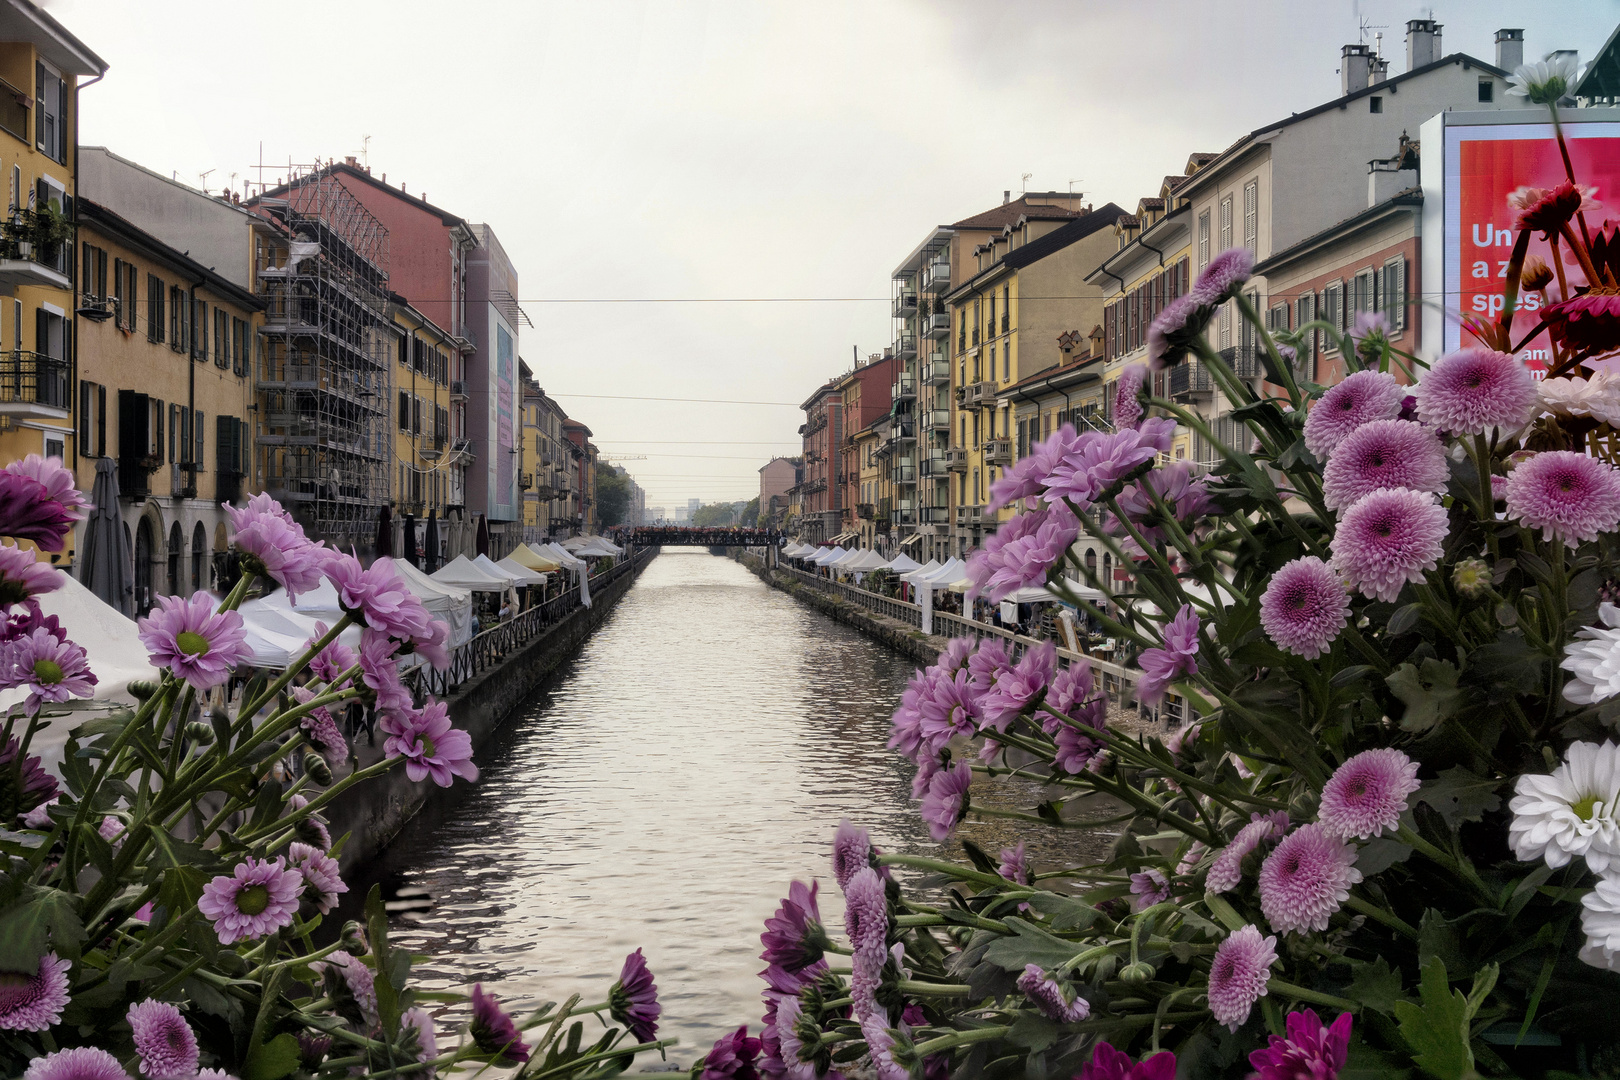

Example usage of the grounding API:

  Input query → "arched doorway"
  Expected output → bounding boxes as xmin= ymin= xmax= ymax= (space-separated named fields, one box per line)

xmin=134 ymin=519 xmax=152 ymax=613
xmin=168 ymin=522 xmax=183 ymax=596
xmin=191 ymin=522 xmax=207 ymax=593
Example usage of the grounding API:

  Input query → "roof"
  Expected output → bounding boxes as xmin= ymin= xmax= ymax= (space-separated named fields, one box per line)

xmin=1000 ymin=354 xmax=1104 ymax=398
xmin=1163 ymin=175 xmax=1190 ymax=191
xmin=950 ymin=194 xmax=1086 ymax=231
xmin=800 ymin=379 xmax=842 ymax=411
xmin=1252 ymin=187 xmax=1423 ymax=276
xmin=945 ymin=203 xmax=1127 ymax=299
xmin=254 ymin=161 xmax=469 ymax=230
xmin=78 ymin=198 xmax=263 ymax=310
xmin=1178 ymin=53 xmax=1509 ymax=198
xmin=1115 ymin=214 xmax=1141 ymax=229
xmin=1086 ymin=204 xmax=1191 ymax=285
xmin=1578 ymin=22 xmax=1620 ymax=100
xmin=0 ymin=0 xmax=105 ymax=76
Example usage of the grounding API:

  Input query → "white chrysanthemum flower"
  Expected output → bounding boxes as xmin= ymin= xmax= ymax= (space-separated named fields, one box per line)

xmin=1506 ymin=56 xmax=1584 ymax=104
xmin=1562 ymin=603 xmax=1620 ymax=706
xmin=1509 ymin=741 xmax=1620 ymax=873
xmin=1539 ymin=372 xmax=1620 ymax=429
xmin=1582 ymin=874 xmax=1620 ymax=970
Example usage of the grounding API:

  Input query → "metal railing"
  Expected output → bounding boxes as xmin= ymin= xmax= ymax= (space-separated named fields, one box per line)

xmin=0 ymin=350 xmax=68 ymax=409
xmin=418 ymin=547 xmax=647 ymax=697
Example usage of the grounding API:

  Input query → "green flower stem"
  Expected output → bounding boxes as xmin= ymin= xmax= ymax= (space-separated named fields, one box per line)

xmin=1234 ymin=292 xmax=1305 ymax=406
xmin=1266 ymin=979 xmax=1361 ymax=1012
xmin=1344 ymin=893 xmax=1417 ymax=938
xmin=236 ymin=757 xmax=395 ymax=843
xmin=896 ymin=979 xmax=973 ymax=996
xmin=1056 ymin=942 xmax=1124 ymax=977
xmin=1336 ymin=622 xmax=1393 ymax=675
xmin=234 ymin=614 xmax=355 ymax=726
xmin=163 ymin=685 xmax=197 ymax=781
xmin=267 ymin=938 xmax=346 ymax=973
xmin=1099 ymin=495 xmax=1198 ymax=614
xmin=1394 ymin=823 xmax=1494 ymax=902
xmin=513 ymin=1040 xmax=679 ymax=1080
xmin=908 ymin=1025 xmax=1012 ymax=1059
xmin=895 ymin=904 xmax=1011 ymax=934
xmin=876 ymin=854 xmax=1010 ymax=889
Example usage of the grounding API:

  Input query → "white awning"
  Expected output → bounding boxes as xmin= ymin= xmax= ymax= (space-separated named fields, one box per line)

xmin=432 ymin=555 xmax=513 ymax=591
xmin=884 ymin=553 xmax=923 ymax=572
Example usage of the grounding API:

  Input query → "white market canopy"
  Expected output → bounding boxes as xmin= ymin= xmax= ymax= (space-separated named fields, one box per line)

xmin=900 ymin=559 xmax=941 ymax=583
xmin=910 ymin=558 xmax=967 ymax=588
xmin=391 ymin=559 xmax=475 ymax=646
xmin=884 ymin=553 xmax=923 ymax=573
xmin=810 ymin=546 xmax=848 ymax=566
xmin=537 ymin=542 xmax=587 ymax=570
xmin=432 ymin=555 xmax=512 ymax=592
xmin=574 ymin=539 xmax=620 ymax=558
xmin=472 ymin=554 xmax=520 ymax=587
xmin=495 ymin=556 xmax=548 ymax=586
xmin=839 ymin=549 xmax=891 ymax=571
xmin=1001 ymin=579 xmax=1109 ymax=605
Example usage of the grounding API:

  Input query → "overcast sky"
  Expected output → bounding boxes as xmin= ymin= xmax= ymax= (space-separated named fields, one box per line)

xmin=58 ymin=0 xmax=1618 ymax=511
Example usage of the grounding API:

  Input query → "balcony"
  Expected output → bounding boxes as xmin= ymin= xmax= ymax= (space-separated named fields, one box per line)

xmin=0 ymin=211 xmax=73 ymax=291
xmin=892 ymin=464 xmax=916 ymax=484
xmin=1168 ymin=361 xmax=1214 ymax=399
xmin=892 ymin=375 xmax=917 ymax=401
xmin=963 ymin=380 xmax=996 ymax=407
xmin=919 ymin=453 xmax=948 ymax=479
xmin=945 ymin=447 xmax=969 ymax=471
xmin=1000 ymin=314 xmax=1010 ymax=334
xmin=893 ymin=506 xmax=917 ymax=526
xmin=892 ymin=291 xmax=918 ymax=318
xmin=519 ymin=472 xmax=533 ymax=490
xmin=924 ymin=312 xmax=950 ymax=340
xmin=893 ymin=335 xmax=918 ymax=360
xmin=924 ymin=409 xmax=950 ymax=431
xmin=920 ymin=505 xmax=951 ymax=525
xmin=923 ymin=358 xmax=950 ymax=386
xmin=170 ymin=462 xmax=198 ymax=501
xmin=984 ymin=438 xmax=1013 ymax=465
xmin=922 ymin=256 xmax=951 ymax=294
xmin=956 ymin=504 xmax=983 ymax=526
xmin=0 ymin=351 xmax=69 ymax=420
xmin=888 ymin=419 xmax=916 ymax=445
xmin=857 ymin=502 xmax=875 ymax=520
xmin=1218 ymin=345 xmax=1266 ymax=380
xmin=450 ymin=380 xmax=467 ymax=400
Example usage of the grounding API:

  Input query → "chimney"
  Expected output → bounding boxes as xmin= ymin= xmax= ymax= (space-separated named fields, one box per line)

xmin=1342 ymin=43 xmax=1374 ymax=94
xmin=1406 ymin=18 xmax=1442 ymax=72
xmin=1003 ymin=190 xmax=1011 ymax=204
xmin=344 ymin=155 xmax=357 ymax=167
xmin=1371 ymin=55 xmax=1390 ymax=84
xmin=1495 ymin=29 xmax=1524 ymax=73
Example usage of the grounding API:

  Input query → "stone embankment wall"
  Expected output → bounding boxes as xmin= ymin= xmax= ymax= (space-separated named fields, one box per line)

xmin=733 ymin=551 xmax=945 ymax=666
xmin=329 ymin=551 xmax=655 ymax=873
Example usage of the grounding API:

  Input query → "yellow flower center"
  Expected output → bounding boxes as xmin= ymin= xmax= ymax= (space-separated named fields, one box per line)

xmin=236 ymin=884 xmax=271 ymax=916
xmin=175 ymin=631 xmax=210 ymax=657
xmin=417 ymin=734 xmax=437 ymax=759
xmin=1572 ymin=794 xmax=1604 ymax=822
xmin=32 ymin=659 xmax=63 ymax=685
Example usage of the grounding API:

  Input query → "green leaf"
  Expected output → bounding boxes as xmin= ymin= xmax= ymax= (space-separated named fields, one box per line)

xmin=981 ymin=917 xmax=1084 ymax=973
xmin=1417 ymin=909 xmax=1470 ymax=979
xmin=1005 ymin=1012 xmax=1065 ymax=1051
xmin=366 ymin=884 xmax=401 ymax=1034
xmin=1387 ymin=604 xmax=1424 ymax=637
xmin=1394 ymin=957 xmax=1474 ymax=1080
xmin=1357 ymin=837 xmax=1414 ymax=876
xmin=1346 ymin=956 xmax=1406 ymax=1015
xmin=1331 ymin=665 xmax=1377 ymax=688
xmin=1387 ymin=660 xmax=1462 ymax=733
xmin=1417 ymin=767 xmax=1502 ymax=830
xmin=156 ymin=865 xmax=210 ymax=920
xmin=244 ymin=1032 xmax=302 ymax=1080
xmin=0 ymin=887 xmax=85 ymax=970
xmin=1024 ymin=892 xmax=1100 ymax=932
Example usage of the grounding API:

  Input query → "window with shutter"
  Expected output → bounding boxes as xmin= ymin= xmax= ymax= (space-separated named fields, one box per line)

xmin=1220 ymin=196 xmax=1233 ymax=250
xmin=78 ymin=380 xmax=90 ymax=454
xmin=1197 ymin=213 xmax=1210 ymax=268
xmin=1218 ymin=300 xmax=1232 ymax=350
xmin=194 ymin=410 xmax=204 ymax=469
xmin=1384 ymin=256 xmax=1407 ymax=331
xmin=154 ymin=400 xmax=163 ymax=461
xmin=399 ymin=391 xmax=410 ymax=432
xmin=148 ymin=275 xmax=164 ymax=343
xmin=1354 ymin=269 xmax=1375 ymax=315
xmin=169 ymin=404 xmax=178 ymax=462
xmin=194 ymin=301 xmax=207 ymax=362
xmin=1243 ymin=181 xmax=1258 ymax=254
xmin=96 ymin=385 xmax=105 ymax=459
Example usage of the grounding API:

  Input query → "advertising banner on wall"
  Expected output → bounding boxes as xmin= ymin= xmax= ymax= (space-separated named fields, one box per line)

xmin=1425 ymin=109 xmax=1620 ymax=373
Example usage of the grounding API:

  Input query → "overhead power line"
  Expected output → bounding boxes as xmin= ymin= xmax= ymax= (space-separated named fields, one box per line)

xmin=546 ymin=393 xmax=800 ymax=406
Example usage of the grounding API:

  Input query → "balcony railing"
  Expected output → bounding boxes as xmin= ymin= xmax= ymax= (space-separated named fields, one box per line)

xmin=892 ymin=464 xmax=916 ymax=484
xmin=923 ymin=359 xmax=950 ymax=386
xmin=857 ymin=502 xmax=875 ymax=519
xmin=962 ymin=380 xmax=996 ymax=407
xmin=892 ymin=291 xmax=918 ymax=318
xmin=956 ymin=504 xmax=983 ymax=526
xmin=920 ymin=506 xmax=951 ymax=524
xmin=924 ymin=312 xmax=950 ymax=340
xmin=0 ymin=351 xmax=69 ymax=415
xmin=924 ymin=409 xmax=950 ymax=430
xmin=519 ymin=472 xmax=534 ymax=490
xmin=893 ymin=335 xmax=918 ymax=360
xmin=888 ymin=419 xmax=916 ymax=442
xmin=892 ymin=376 xmax=917 ymax=400
xmin=1218 ymin=345 xmax=1266 ymax=380
xmin=945 ymin=447 xmax=969 ymax=471
xmin=1168 ymin=361 xmax=1214 ymax=399
xmin=984 ymin=438 xmax=1013 ymax=465
xmin=919 ymin=454 xmax=948 ymax=479
xmin=0 ymin=210 xmax=73 ymax=287
xmin=922 ymin=256 xmax=951 ymax=294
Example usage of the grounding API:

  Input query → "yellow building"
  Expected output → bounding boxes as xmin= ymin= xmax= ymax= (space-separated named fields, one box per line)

xmin=0 ymin=4 xmax=106 ymax=551
xmin=852 ymin=421 xmax=880 ymax=552
xmin=519 ymin=365 xmax=570 ymax=542
xmin=945 ymin=201 xmax=1122 ymax=553
xmin=1084 ymin=169 xmax=1201 ymax=464
xmin=73 ymin=197 xmax=263 ymax=610
xmin=391 ymin=297 xmax=455 ymax=564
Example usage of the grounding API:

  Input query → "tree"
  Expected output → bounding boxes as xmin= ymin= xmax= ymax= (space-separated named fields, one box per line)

xmin=692 ymin=500 xmax=748 ymax=527
xmin=743 ymin=495 xmax=760 ymax=526
xmin=595 ymin=464 xmax=631 ymax=527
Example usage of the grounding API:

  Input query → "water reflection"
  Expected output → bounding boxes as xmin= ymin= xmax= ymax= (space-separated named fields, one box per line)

xmin=354 ymin=551 xmax=1107 ymax=1058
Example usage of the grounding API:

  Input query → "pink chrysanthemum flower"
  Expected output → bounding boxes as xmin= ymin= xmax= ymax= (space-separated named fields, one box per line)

xmin=1207 ymin=925 xmax=1278 ymax=1031
xmin=1258 ymin=823 xmax=1363 ymax=935
xmin=1136 ymin=604 xmax=1200 ymax=705
xmin=1259 ymin=557 xmax=1350 ymax=660
xmin=1046 ymin=660 xmax=1106 ymax=729
xmin=317 ymin=949 xmax=379 ymax=1029
xmin=287 ymin=841 xmax=348 ymax=913
xmin=1 ymin=455 xmax=90 ymax=553
xmin=920 ymin=761 xmax=972 ymax=841
xmin=3 ymin=627 xmax=97 ymax=713
xmin=305 ymin=623 xmax=358 ymax=686
xmin=1505 ymin=450 xmax=1620 ymax=548
xmin=1414 ymin=348 xmax=1537 ymax=434
xmin=965 ymin=504 xmax=1081 ymax=604
xmin=1017 ymin=965 xmax=1091 ymax=1023
xmin=1041 ymin=419 xmax=1176 ymax=508
xmin=292 ymin=687 xmax=346 ymax=762
xmin=1318 ymin=748 xmax=1421 ymax=840
xmin=1330 ymin=488 xmax=1448 ymax=603
xmin=1130 ymin=868 xmax=1169 ymax=912
xmin=999 ymin=841 xmax=1032 ymax=885
xmin=1303 ymin=370 xmax=1406 ymax=460
xmin=359 ymin=629 xmax=412 ymax=714
xmin=885 ymin=671 xmax=930 ymax=762
xmin=843 ymin=867 xmax=890 ymax=1016
xmin=0 ymin=951 xmax=70 ymax=1030
xmin=978 ymin=641 xmax=1055 ymax=732
xmin=916 ymin=667 xmax=980 ymax=750
xmin=198 ymin=856 xmax=302 ymax=944
xmin=1248 ymin=1009 xmax=1352 ymax=1080
xmin=1113 ymin=366 xmax=1147 ymax=431
xmin=401 ymin=1007 xmax=438 ymax=1072
xmin=0 ymin=543 xmax=61 ymax=609
xmin=1147 ymin=293 xmax=1208 ymax=369
xmin=22 ymin=1047 xmax=131 ymax=1080
xmin=1549 ymin=290 xmax=1620 ymax=354
xmin=1206 ymin=812 xmax=1291 ymax=895
xmin=227 ymin=496 xmax=329 ymax=601
xmin=470 ymin=983 xmax=530 ymax=1065
xmin=1190 ymin=248 xmax=1254 ymax=306
xmin=1078 ymin=1042 xmax=1177 ymax=1080
xmin=967 ymin=638 xmax=1013 ymax=693
xmin=127 ymin=998 xmax=199 ymax=1079
xmin=833 ymin=820 xmax=880 ymax=891
xmin=324 ymin=553 xmax=432 ymax=641
xmin=380 ymin=699 xmax=478 ymax=787
xmin=1321 ymin=419 xmax=1449 ymax=511
xmin=988 ymin=425 xmax=1090 ymax=512
xmin=137 ymin=592 xmax=251 ymax=692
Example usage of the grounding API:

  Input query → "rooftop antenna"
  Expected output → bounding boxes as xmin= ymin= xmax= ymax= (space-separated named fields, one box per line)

xmin=1021 ymin=172 xmax=1033 ymax=194
xmin=1069 ymin=178 xmax=1083 ymax=194
xmin=1358 ymin=15 xmax=1387 ymax=47
xmin=199 ymin=169 xmax=213 ymax=194
xmin=362 ymin=135 xmax=371 ymax=168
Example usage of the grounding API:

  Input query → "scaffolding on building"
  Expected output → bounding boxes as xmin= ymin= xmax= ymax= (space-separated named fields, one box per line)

xmin=251 ymin=171 xmax=393 ymax=552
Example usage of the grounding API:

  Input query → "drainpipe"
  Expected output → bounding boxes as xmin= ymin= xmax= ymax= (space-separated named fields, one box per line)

xmin=1140 ymin=232 xmax=1167 ymax=268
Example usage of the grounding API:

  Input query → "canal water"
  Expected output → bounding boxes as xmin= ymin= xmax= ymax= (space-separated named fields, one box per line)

xmin=354 ymin=550 xmax=1108 ymax=1059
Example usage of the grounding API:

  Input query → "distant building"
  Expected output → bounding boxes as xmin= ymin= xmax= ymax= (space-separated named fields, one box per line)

xmin=758 ymin=456 xmax=802 ymax=529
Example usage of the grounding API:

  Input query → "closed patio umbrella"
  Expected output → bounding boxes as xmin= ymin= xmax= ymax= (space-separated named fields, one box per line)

xmin=476 ymin=515 xmax=489 ymax=557
xmin=424 ymin=510 xmax=441 ymax=573
xmin=79 ymin=457 xmax=133 ymax=617
xmin=376 ymin=505 xmax=394 ymax=558
xmin=402 ymin=513 xmax=418 ymax=567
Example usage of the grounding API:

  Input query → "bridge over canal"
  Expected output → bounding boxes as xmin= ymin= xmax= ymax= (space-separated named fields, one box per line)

xmin=627 ymin=526 xmax=786 ymax=547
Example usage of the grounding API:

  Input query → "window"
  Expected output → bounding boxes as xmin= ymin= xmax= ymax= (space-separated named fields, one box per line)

xmin=1218 ymin=298 xmax=1232 ymax=350
xmin=1266 ymin=302 xmax=1289 ymax=331
xmin=193 ymin=300 xmax=207 ymax=362
xmin=8 ymin=166 xmax=17 ymax=213
xmin=169 ymin=403 xmax=178 ymax=462
xmin=34 ymin=61 xmax=66 ymax=164
xmin=169 ymin=286 xmax=184 ymax=350
xmin=1479 ymin=79 xmax=1494 ymax=103
xmin=1353 ymin=268 xmax=1376 ymax=315
xmin=1322 ymin=282 xmax=1344 ymax=348
xmin=35 ymin=307 xmax=64 ymax=360
xmin=148 ymin=275 xmax=165 ymax=343
xmin=193 ymin=409 xmax=204 ymax=469
xmin=1383 ymin=255 xmax=1408 ymax=331
xmin=1219 ymin=196 xmax=1233 ymax=251
xmin=1369 ymin=95 xmax=1383 ymax=113
xmin=1296 ymin=292 xmax=1317 ymax=370
xmin=232 ymin=317 xmax=249 ymax=376
xmin=1002 ymin=341 xmax=1009 ymax=381
xmin=81 ymin=243 xmax=107 ymax=301
xmin=399 ymin=390 xmax=410 ymax=432
xmin=1243 ymin=181 xmax=1258 ymax=255
xmin=78 ymin=380 xmax=106 ymax=457
xmin=214 ymin=308 xmax=229 ymax=370
xmin=1197 ymin=212 xmax=1210 ymax=268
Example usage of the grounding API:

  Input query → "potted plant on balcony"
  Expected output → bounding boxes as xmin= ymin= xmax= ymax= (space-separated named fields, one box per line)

xmin=31 ymin=202 xmax=71 ymax=264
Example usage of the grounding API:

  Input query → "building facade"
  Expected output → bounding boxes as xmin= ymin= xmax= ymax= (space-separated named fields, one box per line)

xmin=390 ymin=296 xmax=455 ymax=566
xmin=798 ymin=381 xmax=841 ymax=543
